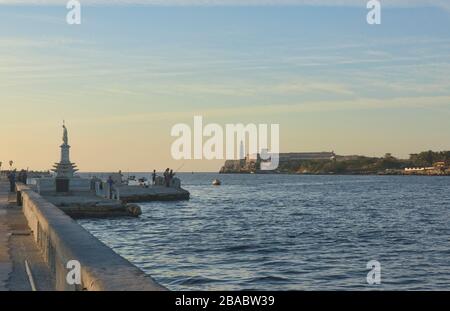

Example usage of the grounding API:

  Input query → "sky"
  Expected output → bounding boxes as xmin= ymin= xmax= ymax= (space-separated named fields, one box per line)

xmin=0 ymin=1 xmax=449 ymax=172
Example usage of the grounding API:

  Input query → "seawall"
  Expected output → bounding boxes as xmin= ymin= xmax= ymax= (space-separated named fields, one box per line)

xmin=16 ymin=183 xmax=167 ymax=291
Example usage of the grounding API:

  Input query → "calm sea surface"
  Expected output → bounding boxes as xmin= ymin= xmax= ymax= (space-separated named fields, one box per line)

xmin=78 ymin=173 xmax=450 ymax=290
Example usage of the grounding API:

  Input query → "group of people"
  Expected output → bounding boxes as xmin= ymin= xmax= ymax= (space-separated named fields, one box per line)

xmin=162 ymin=168 xmax=176 ymax=187
xmin=103 ymin=169 xmax=176 ymax=189
xmin=150 ymin=169 xmax=175 ymax=187
xmin=6 ymin=169 xmax=27 ymax=192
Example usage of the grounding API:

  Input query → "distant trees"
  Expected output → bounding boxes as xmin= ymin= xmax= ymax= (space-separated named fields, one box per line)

xmin=409 ymin=151 xmax=450 ymax=167
xmin=376 ymin=156 xmax=403 ymax=170
xmin=274 ymin=150 xmax=450 ymax=174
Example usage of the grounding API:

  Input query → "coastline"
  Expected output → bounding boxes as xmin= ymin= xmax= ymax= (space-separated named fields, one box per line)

xmin=219 ymin=151 xmax=450 ymax=176
xmin=219 ymin=171 xmax=450 ymax=176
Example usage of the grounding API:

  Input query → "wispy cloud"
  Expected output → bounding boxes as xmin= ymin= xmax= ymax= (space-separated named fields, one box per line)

xmin=2 ymin=1 xmax=450 ymax=17
xmin=63 ymin=94 xmax=450 ymax=126
xmin=0 ymin=0 xmax=446 ymax=9
xmin=0 ymin=37 xmax=86 ymax=48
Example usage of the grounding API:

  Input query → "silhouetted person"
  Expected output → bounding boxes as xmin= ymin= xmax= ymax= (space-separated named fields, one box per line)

xmin=169 ymin=169 xmax=175 ymax=187
xmin=8 ymin=170 xmax=16 ymax=193
xmin=152 ymin=170 xmax=156 ymax=185
xmin=163 ymin=168 xmax=170 ymax=187
xmin=107 ymin=176 xmax=114 ymax=198
xmin=18 ymin=169 xmax=27 ymax=184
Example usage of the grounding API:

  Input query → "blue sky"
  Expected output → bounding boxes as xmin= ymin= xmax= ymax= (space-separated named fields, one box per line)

xmin=0 ymin=2 xmax=449 ymax=171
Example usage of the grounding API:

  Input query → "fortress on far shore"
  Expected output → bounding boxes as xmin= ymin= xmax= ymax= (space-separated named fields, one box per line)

xmin=220 ymin=152 xmax=336 ymax=174
xmin=220 ymin=150 xmax=450 ymax=175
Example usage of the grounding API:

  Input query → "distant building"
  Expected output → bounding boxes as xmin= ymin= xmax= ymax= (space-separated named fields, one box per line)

xmin=278 ymin=152 xmax=336 ymax=162
xmin=404 ymin=167 xmax=429 ymax=172
xmin=434 ymin=162 xmax=446 ymax=169
xmin=404 ymin=162 xmax=447 ymax=173
xmin=220 ymin=151 xmax=336 ymax=173
xmin=404 ymin=167 xmax=438 ymax=174
xmin=247 ymin=152 xmax=335 ymax=166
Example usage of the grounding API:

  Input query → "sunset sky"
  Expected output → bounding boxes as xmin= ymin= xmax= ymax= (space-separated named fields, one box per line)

xmin=1 ymin=1 xmax=449 ymax=172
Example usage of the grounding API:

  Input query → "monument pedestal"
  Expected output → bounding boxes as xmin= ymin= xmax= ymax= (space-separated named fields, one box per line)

xmin=55 ymin=178 xmax=70 ymax=193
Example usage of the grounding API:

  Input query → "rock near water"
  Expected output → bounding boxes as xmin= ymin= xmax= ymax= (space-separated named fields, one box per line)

xmin=126 ymin=204 xmax=142 ymax=217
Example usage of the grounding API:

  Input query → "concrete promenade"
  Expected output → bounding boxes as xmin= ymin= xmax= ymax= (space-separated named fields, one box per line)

xmin=0 ymin=182 xmax=12 ymax=290
xmin=1 ymin=180 xmax=167 ymax=291
xmin=18 ymin=183 xmax=167 ymax=291
xmin=0 ymin=182 xmax=54 ymax=291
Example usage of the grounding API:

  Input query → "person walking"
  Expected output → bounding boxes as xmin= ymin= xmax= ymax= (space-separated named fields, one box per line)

xmin=22 ymin=170 xmax=27 ymax=184
xmin=17 ymin=170 xmax=23 ymax=183
xmin=18 ymin=169 xmax=27 ymax=183
xmin=8 ymin=170 xmax=16 ymax=193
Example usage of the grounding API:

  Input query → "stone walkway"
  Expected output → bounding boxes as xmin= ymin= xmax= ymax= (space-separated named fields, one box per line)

xmin=0 ymin=182 xmax=54 ymax=291
xmin=0 ymin=182 xmax=13 ymax=291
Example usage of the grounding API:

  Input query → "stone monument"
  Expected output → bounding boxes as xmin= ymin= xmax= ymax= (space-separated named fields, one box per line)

xmin=52 ymin=122 xmax=78 ymax=192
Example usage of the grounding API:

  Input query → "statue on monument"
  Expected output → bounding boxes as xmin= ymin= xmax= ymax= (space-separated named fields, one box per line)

xmin=62 ymin=121 xmax=68 ymax=145
xmin=53 ymin=121 xmax=78 ymax=180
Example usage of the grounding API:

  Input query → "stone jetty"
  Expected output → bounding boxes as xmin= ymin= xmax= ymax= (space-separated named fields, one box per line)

xmin=24 ymin=123 xmax=189 ymax=218
xmin=117 ymin=184 xmax=190 ymax=203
